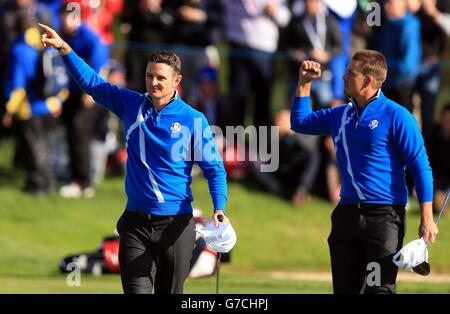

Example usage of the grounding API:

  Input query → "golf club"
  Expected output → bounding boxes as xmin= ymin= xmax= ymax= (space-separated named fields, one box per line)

xmin=216 ymin=214 xmax=224 ymax=294
xmin=436 ymin=188 xmax=450 ymax=225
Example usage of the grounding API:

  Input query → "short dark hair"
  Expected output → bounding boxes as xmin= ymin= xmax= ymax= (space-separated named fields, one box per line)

xmin=352 ymin=50 xmax=388 ymax=88
xmin=148 ymin=50 xmax=181 ymax=74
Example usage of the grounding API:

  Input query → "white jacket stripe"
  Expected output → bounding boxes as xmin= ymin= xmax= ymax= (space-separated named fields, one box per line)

xmin=125 ymin=96 xmax=165 ymax=203
xmin=335 ymin=105 xmax=366 ymax=200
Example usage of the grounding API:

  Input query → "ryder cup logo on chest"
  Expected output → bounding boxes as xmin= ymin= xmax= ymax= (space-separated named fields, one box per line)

xmin=171 ymin=122 xmax=182 ymax=133
xmin=369 ymin=120 xmax=378 ymax=129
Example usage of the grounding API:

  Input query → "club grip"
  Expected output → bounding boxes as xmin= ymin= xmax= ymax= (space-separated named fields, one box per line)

xmin=217 ymin=214 xmax=224 ymax=222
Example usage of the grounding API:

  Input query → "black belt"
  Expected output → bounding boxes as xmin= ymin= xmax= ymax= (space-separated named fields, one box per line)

xmin=125 ymin=209 xmax=193 ymax=221
xmin=355 ymin=203 xmax=405 ymax=211
xmin=125 ymin=209 xmax=163 ymax=220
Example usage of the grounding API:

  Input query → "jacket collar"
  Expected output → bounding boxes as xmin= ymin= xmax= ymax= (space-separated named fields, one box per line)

xmin=145 ymin=90 xmax=182 ymax=113
xmin=349 ymin=89 xmax=384 ymax=113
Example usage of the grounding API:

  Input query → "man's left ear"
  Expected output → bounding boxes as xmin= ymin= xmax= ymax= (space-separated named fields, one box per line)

xmin=174 ymin=74 xmax=182 ymax=88
xmin=364 ymin=75 xmax=373 ymax=88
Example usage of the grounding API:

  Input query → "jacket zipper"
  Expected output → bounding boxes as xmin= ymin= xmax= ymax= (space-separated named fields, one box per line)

xmin=354 ymin=103 xmax=360 ymax=129
xmin=352 ymin=90 xmax=381 ymax=130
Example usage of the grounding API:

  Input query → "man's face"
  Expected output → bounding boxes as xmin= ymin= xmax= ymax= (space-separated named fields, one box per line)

xmin=384 ymin=0 xmax=407 ymax=20
xmin=305 ymin=0 xmax=322 ymax=16
xmin=343 ymin=60 xmax=366 ymax=98
xmin=145 ymin=62 xmax=181 ymax=102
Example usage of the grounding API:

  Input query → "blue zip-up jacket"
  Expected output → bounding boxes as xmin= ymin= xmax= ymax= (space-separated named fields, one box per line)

xmin=62 ymin=50 xmax=227 ymax=215
xmin=291 ymin=91 xmax=433 ymax=205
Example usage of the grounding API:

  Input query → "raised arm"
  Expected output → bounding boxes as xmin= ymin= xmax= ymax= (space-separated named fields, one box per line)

xmin=290 ymin=60 xmax=333 ymax=135
xmin=38 ymin=23 xmax=131 ymax=119
xmin=39 ymin=23 xmax=71 ymax=56
xmin=297 ymin=60 xmax=321 ymax=96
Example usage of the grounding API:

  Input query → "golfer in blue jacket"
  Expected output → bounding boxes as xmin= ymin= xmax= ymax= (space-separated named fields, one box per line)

xmin=291 ymin=50 xmax=438 ymax=294
xmin=39 ymin=23 xmax=228 ymax=294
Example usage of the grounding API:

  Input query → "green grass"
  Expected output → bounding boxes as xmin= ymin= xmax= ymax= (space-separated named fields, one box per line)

xmin=1 ymin=138 xmax=450 ymax=293
xmin=0 ymin=273 xmax=333 ymax=294
xmin=1 ymin=272 xmax=449 ymax=294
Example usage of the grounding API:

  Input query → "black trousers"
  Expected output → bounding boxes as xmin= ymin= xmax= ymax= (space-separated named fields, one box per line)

xmin=62 ymin=93 xmax=96 ymax=188
xmin=327 ymin=204 xmax=406 ymax=294
xmin=116 ymin=210 xmax=196 ymax=294
xmin=17 ymin=117 xmax=53 ymax=192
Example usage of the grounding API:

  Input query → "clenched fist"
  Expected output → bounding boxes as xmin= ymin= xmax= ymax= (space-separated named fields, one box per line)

xmin=299 ymin=60 xmax=321 ymax=85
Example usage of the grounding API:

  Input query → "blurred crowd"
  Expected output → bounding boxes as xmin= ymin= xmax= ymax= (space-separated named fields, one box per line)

xmin=0 ymin=0 xmax=449 ymax=213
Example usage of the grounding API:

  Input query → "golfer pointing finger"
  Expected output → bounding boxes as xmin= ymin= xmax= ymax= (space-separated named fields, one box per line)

xmin=39 ymin=23 xmax=228 ymax=294
xmin=290 ymin=50 xmax=438 ymax=294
